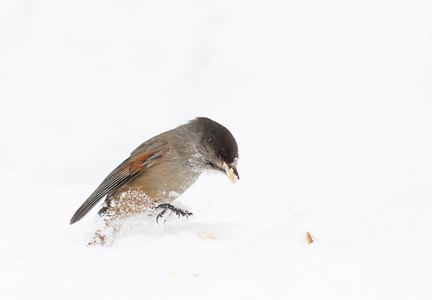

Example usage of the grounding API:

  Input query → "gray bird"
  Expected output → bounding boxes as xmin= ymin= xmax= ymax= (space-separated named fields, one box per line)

xmin=70 ymin=118 xmax=239 ymax=232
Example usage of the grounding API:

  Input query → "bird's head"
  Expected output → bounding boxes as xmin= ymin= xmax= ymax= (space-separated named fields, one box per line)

xmin=196 ymin=117 xmax=239 ymax=183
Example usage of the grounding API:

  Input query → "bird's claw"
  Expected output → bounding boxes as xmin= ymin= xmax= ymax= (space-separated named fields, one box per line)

xmin=155 ymin=204 xmax=193 ymax=223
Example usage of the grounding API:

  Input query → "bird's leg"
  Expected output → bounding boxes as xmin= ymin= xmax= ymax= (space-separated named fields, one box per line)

xmin=97 ymin=196 xmax=111 ymax=216
xmin=98 ymin=204 xmax=109 ymax=217
xmin=155 ymin=203 xmax=193 ymax=223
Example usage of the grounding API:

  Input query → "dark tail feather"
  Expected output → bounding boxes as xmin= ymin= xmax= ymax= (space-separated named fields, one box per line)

xmin=69 ymin=161 xmax=134 ymax=224
xmin=70 ymin=193 xmax=106 ymax=224
xmin=69 ymin=171 xmax=133 ymax=224
xmin=70 ymin=151 xmax=164 ymax=224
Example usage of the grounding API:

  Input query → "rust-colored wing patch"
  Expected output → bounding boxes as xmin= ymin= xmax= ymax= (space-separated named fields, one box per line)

xmin=123 ymin=151 xmax=163 ymax=174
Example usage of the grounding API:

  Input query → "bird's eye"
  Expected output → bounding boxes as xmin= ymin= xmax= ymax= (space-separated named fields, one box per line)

xmin=220 ymin=147 xmax=228 ymax=157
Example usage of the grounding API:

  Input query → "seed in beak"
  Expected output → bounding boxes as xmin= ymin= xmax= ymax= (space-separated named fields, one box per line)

xmin=223 ymin=162 xmax=239 ymax=184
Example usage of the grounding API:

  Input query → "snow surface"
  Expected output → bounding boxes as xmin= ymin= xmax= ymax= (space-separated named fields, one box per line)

xmin=1 ymin=0 xmax=432 ymax=299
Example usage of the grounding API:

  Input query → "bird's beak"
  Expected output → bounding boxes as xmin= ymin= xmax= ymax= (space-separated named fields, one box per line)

xmin=222 ymin=161 xmax=239 ymax=184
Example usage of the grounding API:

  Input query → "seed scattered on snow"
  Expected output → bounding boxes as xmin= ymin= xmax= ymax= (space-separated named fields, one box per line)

xmin=199 ymin=232 xmax=216 ymax=240
xmin=306 ymin=231 xmax=314 ymax=244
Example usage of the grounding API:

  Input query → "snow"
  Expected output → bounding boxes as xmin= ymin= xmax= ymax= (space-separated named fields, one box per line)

xmin=1 ymin=0 xmax=432 ymax=299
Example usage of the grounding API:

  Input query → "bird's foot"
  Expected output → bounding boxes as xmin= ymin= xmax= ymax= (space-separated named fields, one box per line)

xmin=155 ymin=203 xmax=193 ymax=223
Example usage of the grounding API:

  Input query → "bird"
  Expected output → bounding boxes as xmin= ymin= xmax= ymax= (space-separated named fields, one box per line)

xmin=70 ymin=117 xmax=239 ymax=244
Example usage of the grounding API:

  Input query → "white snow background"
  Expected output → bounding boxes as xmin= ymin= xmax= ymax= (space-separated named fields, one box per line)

xmin=1 ymin=0 xmax=432 ymax=299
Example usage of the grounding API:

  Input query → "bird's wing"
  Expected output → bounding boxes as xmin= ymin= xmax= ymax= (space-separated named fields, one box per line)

xmin=70 ymin=150 xmax=163 ymax=224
